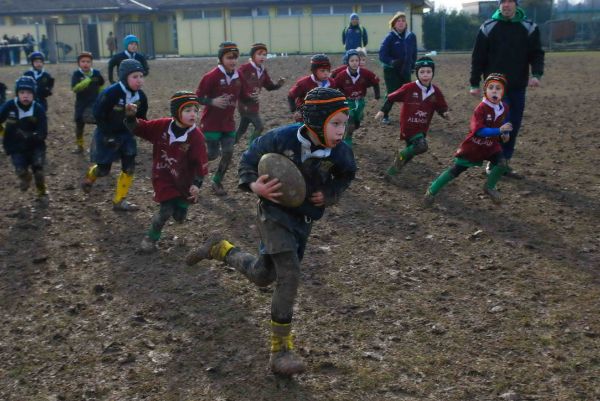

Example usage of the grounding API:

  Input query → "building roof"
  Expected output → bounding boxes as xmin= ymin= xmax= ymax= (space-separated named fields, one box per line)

xmin=0 ymin=0 xmax=431 ymax=15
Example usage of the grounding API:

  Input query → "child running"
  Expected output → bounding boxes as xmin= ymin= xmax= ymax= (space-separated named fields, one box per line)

xmin=81 ymin=59 xmax=148 ymax=211
xmin=186 ymin=88 xmax=356 ymax=377
xmin=23 ymin=52 xmax=54 ymax=111
xmin=330 ymin=47 xmax=368 ymax=79
xmin=375 ymin=57 xmax=449 ymax=180
xmin=71 ymin=51 xmax=105 ymax=154
xmin=124 ymin=91 xmax=208 ymax=252
xmin=333 ymin=48 xmax=380 ymax=147
xmin=287 ymin=54 xmax=335 ymax=122
xmin=235 ymin=42 xmax=285 ymax=147
xmin=108 ymin=34 xmax=150 ymax=84
xmin=0 ymin=76 xmax=49 ymax=205
xmin=195 ymin=41 xmax=251 ymax=196
xmin=424 ymin=73 xmax=512 ymax=206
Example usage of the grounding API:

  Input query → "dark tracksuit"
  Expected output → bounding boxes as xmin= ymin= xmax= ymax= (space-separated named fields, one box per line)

xmin=0 ymin=98 xmax=48 ymax=193
xmin=229 ymin=123 xmax=356 ymax=324
xmin=72 ymin=68 xmax=105 ymax=145
xmin=470 ymin=8 xmax=544 ymax=160
xmin=107 ymin=51 xmax=150 ymax=84
xmin=23 ymin=68 xmax=54 ymax=111
xmin=378 ymin=29 xmax=417 ymax=119
xmin=342 ymin=24 xmax=368 ymax=51
xmin=91 ymin=82 xmax=148 ymax=176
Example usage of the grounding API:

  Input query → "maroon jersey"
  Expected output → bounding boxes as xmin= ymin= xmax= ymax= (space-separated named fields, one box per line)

xmin=330 ymin=65 xmax=346 ymax=79
xmin=455 ymin=100 xmax=509 ymax=163
xmin=133 ymin=118 xmax=209 ymax=202
xmin=196 ymin=66 xmax=247 ymax=132
xmin=333 ymin=67 xmax=379 ymax=100
xmin=388 ymin=81 xmax=448 ymax=141
xmin=237 ymin=61 xmax=280 ymax=115
xmin=288 ymin=74 xmax=336 ymax=110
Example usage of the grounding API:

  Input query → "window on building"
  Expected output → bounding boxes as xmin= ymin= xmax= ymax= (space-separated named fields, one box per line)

xmin=332 ymin=5 xmax=353 ymax=14
xmin=277 ymin=6 xmax=303 ymax=16
xmin=230 ymin=8 xmax=252 ymax=17
xmin=382 ymin=3 xmax=406 ymax=13
xmin=312 ymin=5 xmax=331 ymax=15
xmin=12 ymin=16 xmax=44 ymax=25
xmin=253 ymin=7 xmax=269 ymax=17
xmin=204 ymin=9 xmax=222 ymax=19
xmin=182 ymin=10 xmax=204 ymax=19
xmin=362 ymin=4 xmax=383 ymax=14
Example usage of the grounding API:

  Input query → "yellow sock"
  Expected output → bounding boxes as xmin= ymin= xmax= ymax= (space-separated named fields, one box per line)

xmin=86 ymin=164 xmax=98 ymax=182
xmin=271 ymin=321 xmax=294 ymax=352
xmin=113 ymin=172 xmax=133 ymax=204
xmin=210 ymin=240 xmax=235 ymax=261
xmin=76 ymin=136 xmax=84 ymax=147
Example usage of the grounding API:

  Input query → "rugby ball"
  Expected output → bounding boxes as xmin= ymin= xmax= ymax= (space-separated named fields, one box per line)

xmin=257 ymin=153 xmax=306 ymax=208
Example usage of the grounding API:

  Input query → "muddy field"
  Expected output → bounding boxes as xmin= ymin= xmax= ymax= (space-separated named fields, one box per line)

xmin=0 ymin=52 xmax=599 ymax=401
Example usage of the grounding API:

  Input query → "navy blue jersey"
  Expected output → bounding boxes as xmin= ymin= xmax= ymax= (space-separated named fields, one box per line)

xmin=239 ymin=123 xmax=356 ymax=221
xmin=107 ymin=51 xmax=149 ymax=83
xmin=71 ymin=68 xmax=105 ymax=108
xmin=0 ymin=99 xmax=47 ymax=155
xmin=93 ymin=82 xmax=147 ymax=137
xmin=23 ymin=69 xmax=54 ymax=100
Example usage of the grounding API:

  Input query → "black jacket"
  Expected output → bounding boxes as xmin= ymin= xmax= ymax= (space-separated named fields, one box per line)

xmin=470 ymin=12 xmax=544 ymax=90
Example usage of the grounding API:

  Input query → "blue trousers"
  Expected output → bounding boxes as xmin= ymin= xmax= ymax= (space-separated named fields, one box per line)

xmin=502 ymin=87 xmax=526 ymax=161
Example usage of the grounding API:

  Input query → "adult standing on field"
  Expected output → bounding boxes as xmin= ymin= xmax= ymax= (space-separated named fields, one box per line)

xmin=106 ymin=32 xmax=117 ymax=58
xmin=470 ymin=0 xmax=544 ymax=179
xmin=342 ymin=13 xmax=368 ymax=51
xmin=378 ymin=11 xmax=417 ymax=124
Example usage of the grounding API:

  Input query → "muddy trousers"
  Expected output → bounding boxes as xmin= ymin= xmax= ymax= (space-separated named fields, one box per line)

xmin=206 ymin=135 xmax=235 ymax=184
xmin=147 ymin=198 xmax=189 ymax=241
xmin=225 ymin=249 xmax=300 ymax=324
xmin=235 ymin=113 xmax=264 ymax=147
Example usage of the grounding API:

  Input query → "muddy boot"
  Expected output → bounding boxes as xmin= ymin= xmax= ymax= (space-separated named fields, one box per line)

xmin=269 ymin=321 xmax=305 ymax=376
xmin=81 ymin=165 xmax=98 ymax=194
xmin=72 ymin=145 xmax=85 ymax=154
xmin=18 ymin=171 xmax=32 ymax=192
xmin=72 ymin=123 xmax=85 ymax=154
xmin=113 ymin=199 xmax=139 ymax=211
xmin=185 ymin=232 xmax=234 ymax=266
xmin=504 ymin=167 xmax=524 ymax=180
xmin=483 ymin=185 xmax=502 ymax=204
xmin=140 ymin=235 xmax=157 ymax=253
xmin=211 ymin=180 xmax=227 ymax=196
xmin=423 ymin=189 xmax=435 ymax=207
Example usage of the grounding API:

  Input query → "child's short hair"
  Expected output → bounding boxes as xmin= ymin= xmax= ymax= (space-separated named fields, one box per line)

xmin=355 ymin=47 xmax=367 ymax=58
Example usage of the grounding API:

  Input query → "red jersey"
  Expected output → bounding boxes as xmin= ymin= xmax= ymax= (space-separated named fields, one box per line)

xmin=388 ymin=81 xmax=448 ymax=141
xmin=133 ymin=118 xmax=209 ymax=202
xmin=455 ymin=100 xmax=509 ymax=163
xmin=330 ymin=65 xmax=346 ymax=79
xmin=333 ymin=67 xmax=379 ymax=100
xmin=196 ymin=66 xmax=247 ymax=132
xmin=288 ymin=74 xmax=336 ymax=110
xmin=237 ymin=61 xmax=281 ymax=115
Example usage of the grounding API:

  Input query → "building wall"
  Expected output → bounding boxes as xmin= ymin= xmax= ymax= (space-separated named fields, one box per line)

xmin=0 ymin=2 xmax=426 ymax=59
xmin=174 ymin=3 xmax=420 ymax=56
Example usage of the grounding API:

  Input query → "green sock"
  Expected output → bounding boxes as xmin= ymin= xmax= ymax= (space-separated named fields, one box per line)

xmin=148 ymin=228 xmax=161 ymax=241
xmin=211 ymin=173 xmax=222 ymax=184
xmin=399 ymin=144 xmax=415 ymax=161
xmin=428 ymin=168 xmax=456 ymax=195
xmin=486 ymin=164 xmax=508 ymax=189
xmin=387 ymin=166 xmax=398 ymax=176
